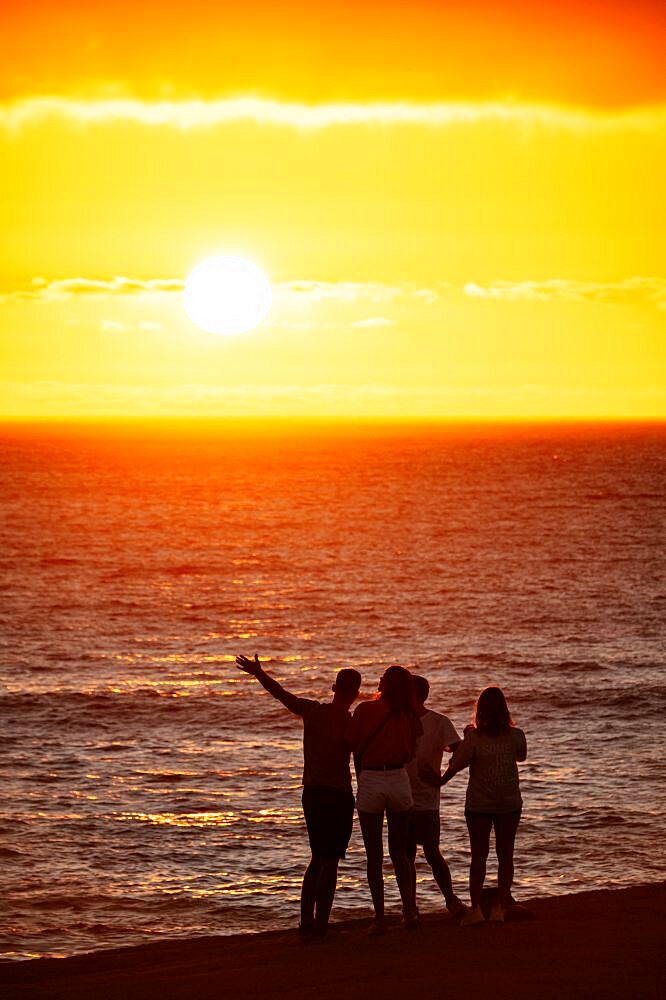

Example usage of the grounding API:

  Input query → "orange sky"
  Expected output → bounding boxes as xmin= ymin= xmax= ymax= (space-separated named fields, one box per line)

xmin=1 ymin=1 xmax=665 ymax=419
xmin=4 ymin=1 xmax=666 ymax=106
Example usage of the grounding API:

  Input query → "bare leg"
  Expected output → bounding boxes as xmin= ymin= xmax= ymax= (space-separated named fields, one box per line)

xmin=359 ymin=811 xmax=385 ymax=920
xmin=314 ymin=856 xmax=340 ymax=931
xmin=300 ymin=855 xmax=321 ymax=931
xmin=494 ymin=811 xmax=521 ymax=906
xmin=465 ymin=812 xmax=492 ymax=908
xmin=406 ymin=821 xmax=418 ymax=910
xmin=423 ymin=842 xmax=455 ymax=904
xmin=387 ymin=810 xmax=417 ymax=920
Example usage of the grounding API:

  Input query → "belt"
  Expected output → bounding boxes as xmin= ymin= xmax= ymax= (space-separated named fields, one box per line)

xmin=363 ymin=763 xmax=404 ymax=771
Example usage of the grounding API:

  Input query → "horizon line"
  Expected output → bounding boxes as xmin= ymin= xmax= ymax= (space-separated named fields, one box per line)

xmin=1 ymin=415 xmax=664 ymax=426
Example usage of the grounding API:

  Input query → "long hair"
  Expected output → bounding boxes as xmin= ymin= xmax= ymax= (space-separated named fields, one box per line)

xmin=475 ymin=686 xmax=514 ymax=737
xmin=377 ymin=665 xmax=416 ymax=715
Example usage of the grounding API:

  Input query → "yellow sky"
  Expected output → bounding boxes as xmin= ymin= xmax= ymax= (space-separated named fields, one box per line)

xmin=1 ymin=3 xmax=665 ymax=418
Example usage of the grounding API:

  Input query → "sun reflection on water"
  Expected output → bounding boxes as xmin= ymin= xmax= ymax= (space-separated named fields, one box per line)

xmin=112 ymin=811 xmax=239 ymax=828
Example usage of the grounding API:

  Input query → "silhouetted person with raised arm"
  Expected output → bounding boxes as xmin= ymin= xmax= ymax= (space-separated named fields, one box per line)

xmin=236 ymin=654 xmax=361 ymax=940
xmin=406 ymin=675 xmax=466 ymax=918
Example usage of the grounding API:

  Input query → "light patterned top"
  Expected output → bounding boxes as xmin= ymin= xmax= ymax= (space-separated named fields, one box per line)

xmin=449 ymin=726 xmax=527 ymax=813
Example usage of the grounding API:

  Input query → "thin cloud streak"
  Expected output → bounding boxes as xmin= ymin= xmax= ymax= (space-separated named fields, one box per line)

xmin=4 ymin=276 xmax=666 ymax=311
xmin=1 ymin=277 xmax=425 ymax=307
xmin=278 ymin=281 xmax=404 ymax=305
xmin=0 ymin=276 xmax=184 ymax=304
xmin=464 ymin=277 xmax=666 ymax=308
xmin=3 ymin=97 xmax=666 ymax=133
xmin=352 ymin=317 xmax=397 ymax=328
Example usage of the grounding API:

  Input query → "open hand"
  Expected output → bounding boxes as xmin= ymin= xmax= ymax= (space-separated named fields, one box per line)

xmin=236 ymin=653 xmax=262 ymax=676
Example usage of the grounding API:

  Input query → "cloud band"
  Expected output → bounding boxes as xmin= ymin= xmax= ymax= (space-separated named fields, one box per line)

xmin=3 ymin=97 xmax=666 ymax=133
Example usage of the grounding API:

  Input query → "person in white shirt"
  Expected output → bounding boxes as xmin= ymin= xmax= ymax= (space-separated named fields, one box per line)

xmin=405 ymin=675 xmax=466 ymax=918
xmin=426 ymin=686 xmax=527 ymax=926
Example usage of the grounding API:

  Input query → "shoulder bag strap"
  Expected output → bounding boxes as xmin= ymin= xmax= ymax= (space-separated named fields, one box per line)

xmin=353 ymin=709 xmax=392 ymax=775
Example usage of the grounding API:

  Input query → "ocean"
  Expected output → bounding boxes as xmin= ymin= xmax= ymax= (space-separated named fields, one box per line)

xmin=1 ymin=420 xmax=664 ymax=960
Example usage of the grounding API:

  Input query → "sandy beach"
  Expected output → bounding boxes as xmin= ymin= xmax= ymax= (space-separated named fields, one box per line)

xmin=2 ymin=882 xmax=663 ymax=1000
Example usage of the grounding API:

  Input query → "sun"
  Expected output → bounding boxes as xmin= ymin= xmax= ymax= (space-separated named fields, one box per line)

xmin=183 ymin=255 xmax=272 ymax=335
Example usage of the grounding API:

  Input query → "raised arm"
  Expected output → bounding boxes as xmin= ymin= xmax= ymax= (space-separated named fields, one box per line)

xmin=235 ymin=654 xmax=303 ymax=715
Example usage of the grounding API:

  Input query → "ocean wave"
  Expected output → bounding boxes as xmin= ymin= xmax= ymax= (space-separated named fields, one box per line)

xmin=29 ymin=773 xmax=70 ymax=784
xmin=7 ymin=890 xmax=273 ymax=917
xmin=133 ymin=771 xmax=194 ymax=784
xmin=1 ymin=425 xmax=665 ymax=960
xmin=1 ymin=675 xmax=663 ymax=724
xmin=552 ymin=660 xmax=606 ymax=673
xmin=0 ymin=688 xmax=241 ymax=718
xmin=101 ymin=564 xmax=217 ymax=580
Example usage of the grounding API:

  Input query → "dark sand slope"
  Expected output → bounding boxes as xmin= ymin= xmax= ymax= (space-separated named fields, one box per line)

xmin=2 ymin=883 xmax=664 ymax=1000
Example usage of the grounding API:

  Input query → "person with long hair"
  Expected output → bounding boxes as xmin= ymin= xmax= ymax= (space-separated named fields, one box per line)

xmin=348 ymin=665 xmax=422 ymax=934
xmin=425 ymin=686 xmax=526 ymax=925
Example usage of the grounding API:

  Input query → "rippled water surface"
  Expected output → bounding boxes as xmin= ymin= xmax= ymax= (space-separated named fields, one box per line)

xmin=1 ymin=420 xmax=665 ymax=959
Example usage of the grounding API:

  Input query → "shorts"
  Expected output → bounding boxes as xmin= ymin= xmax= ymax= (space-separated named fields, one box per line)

xmin=356 ymin=768 xmax=413 ymax=815
xmin=408 ymin=809 xmax=440 ymax=849
xmin=302 ymin=785 xmax=355 ymax=859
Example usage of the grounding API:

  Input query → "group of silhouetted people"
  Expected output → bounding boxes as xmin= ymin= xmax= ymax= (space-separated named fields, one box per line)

xmin=236 ymin=656 xmax=527 ymax=938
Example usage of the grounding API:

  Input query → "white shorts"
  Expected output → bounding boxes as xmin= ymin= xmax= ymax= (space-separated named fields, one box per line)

xmin=356 ymin=768 xmax=414 ymax=814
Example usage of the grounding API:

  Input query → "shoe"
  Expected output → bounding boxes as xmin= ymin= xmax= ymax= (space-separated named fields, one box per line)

xmin=489 ymin=903 xmax=505 ymax=923
xmin=367 ymin=919 xmax=387 ymax=937
xmin=460 ymin=905 xmax=485 ymax=927
xmin=402 ymin=913 xmax=420 ymax=931
xmin=446 ymin=896 xmax=467 ymax=918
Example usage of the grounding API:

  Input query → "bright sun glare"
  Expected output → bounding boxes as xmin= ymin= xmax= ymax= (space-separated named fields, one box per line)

xmin=183 ymin=255 xmax=272 ymax=335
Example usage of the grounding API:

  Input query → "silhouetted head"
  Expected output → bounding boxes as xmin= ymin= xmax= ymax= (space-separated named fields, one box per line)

xmin=412 ymin=675 xmax=430 ymax=705
xmin=332 ymin=668 xmax=362 ymax=704
xmin=378 ymin=665 xmax=416 ymax=715
xmin=475 ymin=686 xmax=514 ymax=737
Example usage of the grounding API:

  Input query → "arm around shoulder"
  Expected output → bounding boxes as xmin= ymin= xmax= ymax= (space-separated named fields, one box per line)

xmin=346 ymin=702 xmax=366 ymax=751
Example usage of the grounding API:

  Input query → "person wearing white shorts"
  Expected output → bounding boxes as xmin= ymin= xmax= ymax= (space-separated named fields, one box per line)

xmin=356 ymin=767 xmax=415 ymax=814
xmin=348 ymin=666 xmax=422 ymax=934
